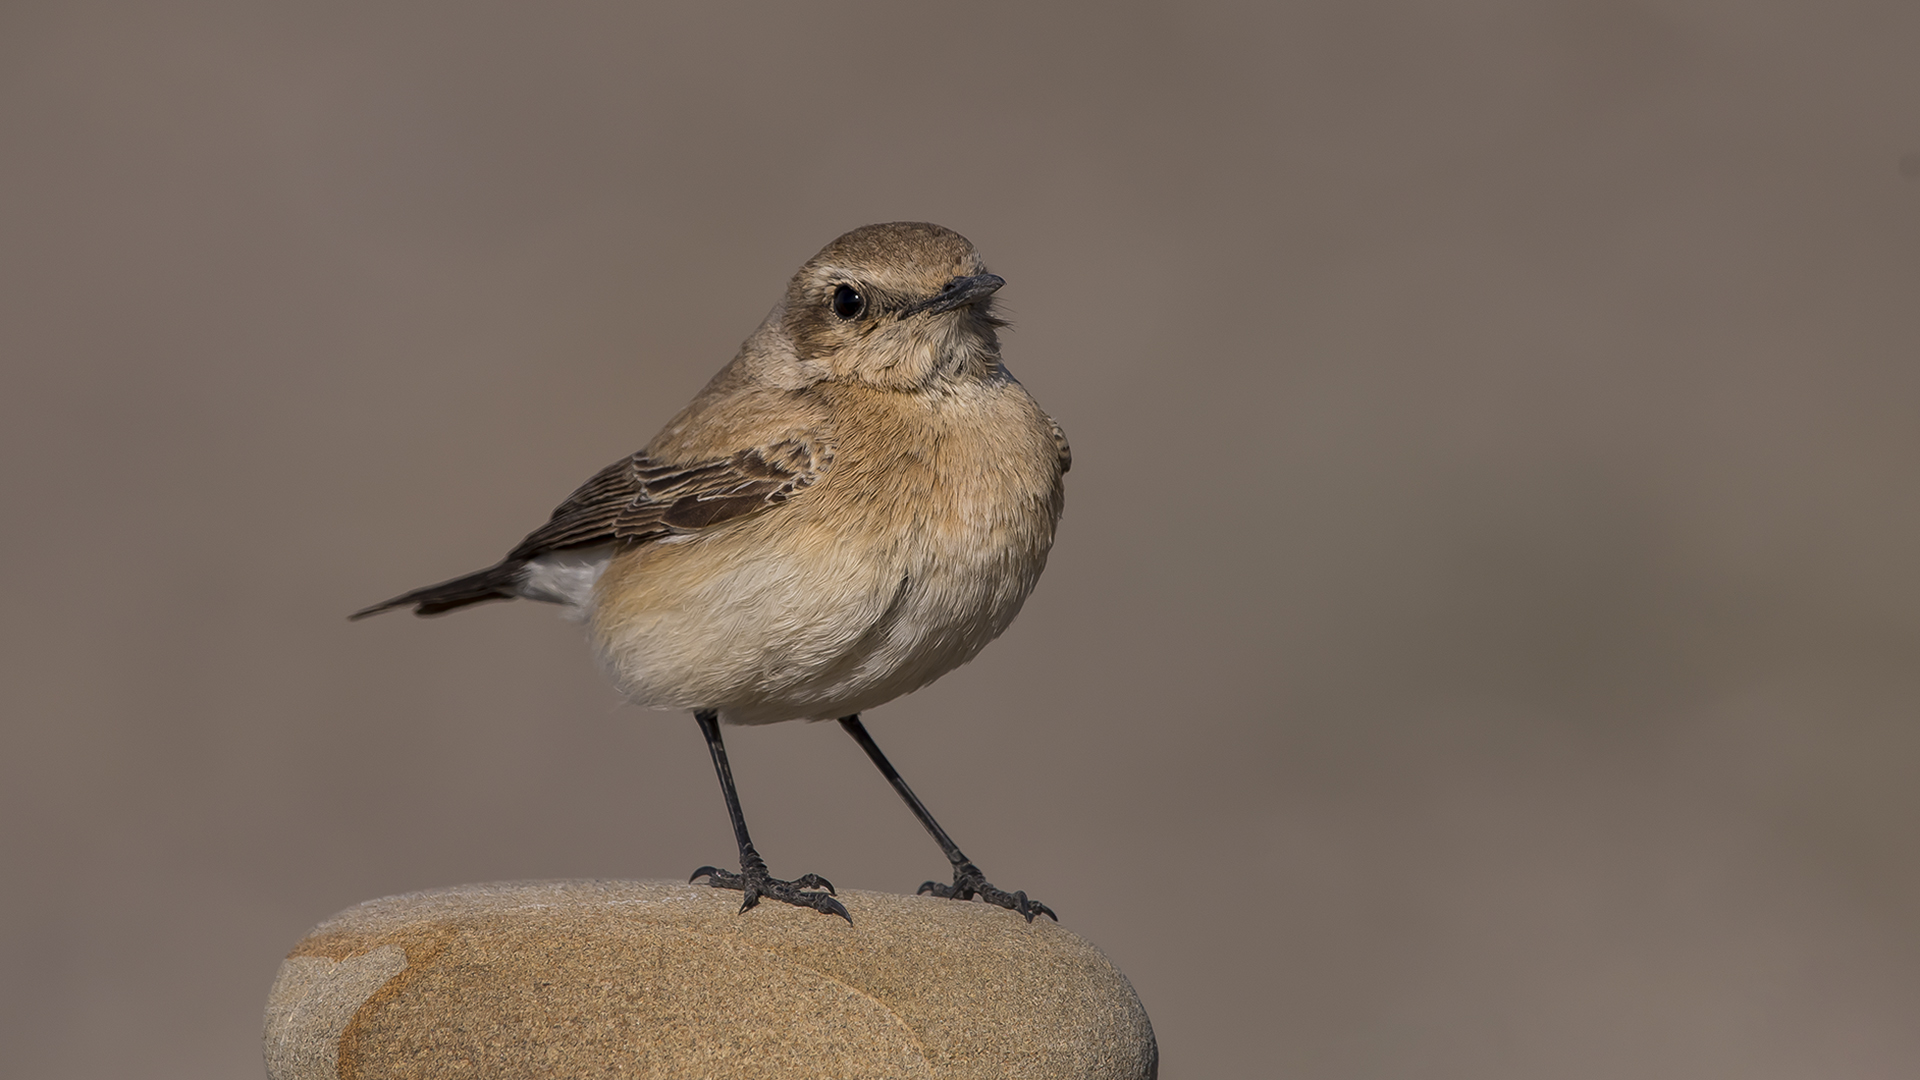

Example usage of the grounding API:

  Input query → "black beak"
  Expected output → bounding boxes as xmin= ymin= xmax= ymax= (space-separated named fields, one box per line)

xmin=899 ymin=273 xmax=1005 ymax=318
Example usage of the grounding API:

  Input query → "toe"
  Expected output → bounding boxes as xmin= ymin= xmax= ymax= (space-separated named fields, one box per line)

xmin=813 ymin=894 xmax=853 ymax=923
xmin=790 ymin=873 xmax=837 ymax=895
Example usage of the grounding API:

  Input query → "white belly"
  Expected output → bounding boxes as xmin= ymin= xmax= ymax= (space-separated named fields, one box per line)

xmin=579 ymin=478 xmax=1054 ymax=726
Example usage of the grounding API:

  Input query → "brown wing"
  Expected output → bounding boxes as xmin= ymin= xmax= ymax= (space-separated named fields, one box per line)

xmin=1046 ymin=416 xmax=1072 ymax=474
xmin=506 ymin=437 xmax=834 ymax=561
xmin=349 ymin=436 xmax=834 ymax=620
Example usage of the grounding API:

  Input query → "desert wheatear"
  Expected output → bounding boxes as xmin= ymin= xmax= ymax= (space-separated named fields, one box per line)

xmin=355 ymin=223 xmax=1068 ymax=922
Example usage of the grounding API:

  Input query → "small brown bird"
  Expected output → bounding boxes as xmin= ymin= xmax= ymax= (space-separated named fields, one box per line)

xmin=354 ymin=223 xmax=1068 ymax=922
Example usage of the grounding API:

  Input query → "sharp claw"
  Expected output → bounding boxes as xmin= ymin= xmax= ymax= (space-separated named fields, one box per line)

xmin=792 ymin=873 xmax=837 ymax=895
xmin=691 ymin=861 xmax=848 ymax=920
xmin=1009 ymin=894 xmax=1058 ymax=923
xmin=920 ymin=867 xmax=1052 ymax=921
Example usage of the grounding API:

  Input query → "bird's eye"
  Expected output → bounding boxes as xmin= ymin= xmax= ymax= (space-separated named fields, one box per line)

xmin=831 ymin=283 xmax=866 ymax=320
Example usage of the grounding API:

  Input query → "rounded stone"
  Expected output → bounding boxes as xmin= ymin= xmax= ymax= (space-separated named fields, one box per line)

xmin=264 ymin=879 xmax=1157 ymax=1079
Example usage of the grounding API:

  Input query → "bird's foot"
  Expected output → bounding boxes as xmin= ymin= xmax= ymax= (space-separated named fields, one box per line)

xmin=692 ymin=854 xmax=850 ymax=923
xmin=919 ymin=860 xmax=1056 ymax=922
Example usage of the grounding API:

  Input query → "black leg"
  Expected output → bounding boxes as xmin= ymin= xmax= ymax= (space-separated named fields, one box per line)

xmin=689 ymin=710 xmax=849 ymax=922
xmin=838 ymin=714 xmax=1055 ymax=922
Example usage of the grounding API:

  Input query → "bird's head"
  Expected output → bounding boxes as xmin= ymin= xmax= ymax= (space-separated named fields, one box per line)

xmin=782 ymin=222 xmax=1007 ymax=392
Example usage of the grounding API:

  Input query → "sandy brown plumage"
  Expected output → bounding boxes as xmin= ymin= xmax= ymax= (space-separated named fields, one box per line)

xmin=355 ymin=222 xmax=1068 ymax=920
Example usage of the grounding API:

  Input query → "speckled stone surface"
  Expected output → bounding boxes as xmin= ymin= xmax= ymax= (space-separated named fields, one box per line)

xmin=264 ymin=879 xmax=1157 ymax=1080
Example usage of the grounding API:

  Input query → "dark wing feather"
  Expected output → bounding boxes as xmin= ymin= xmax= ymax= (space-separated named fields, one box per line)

xmin=506 ymin=437 xmax=834 ymax=561
xmin=352 ymin=436 xmax=832 ymax=619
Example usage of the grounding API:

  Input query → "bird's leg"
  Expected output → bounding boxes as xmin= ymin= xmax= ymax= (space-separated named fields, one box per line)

xmin=838 ymin=715 xmax=1056 ymax=922
xmin=689 ymin=710 xmax=849 ymax=922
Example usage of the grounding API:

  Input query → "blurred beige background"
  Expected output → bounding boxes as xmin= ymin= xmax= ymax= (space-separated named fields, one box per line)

xmin=3 ymin=2 xmax=1917 ymax=1077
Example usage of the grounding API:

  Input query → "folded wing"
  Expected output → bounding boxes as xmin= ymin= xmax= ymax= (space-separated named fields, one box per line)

xmin=351 ymin=437 xmax=834 ymax=619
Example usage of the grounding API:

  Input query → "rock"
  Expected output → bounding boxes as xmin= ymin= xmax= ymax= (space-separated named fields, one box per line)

xmin=264 ymin=879 xmax=1157 ymax=1079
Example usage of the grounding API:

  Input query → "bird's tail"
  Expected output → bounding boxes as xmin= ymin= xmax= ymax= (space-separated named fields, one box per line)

xmin=349 ymin=562 xmax=524 ymax=619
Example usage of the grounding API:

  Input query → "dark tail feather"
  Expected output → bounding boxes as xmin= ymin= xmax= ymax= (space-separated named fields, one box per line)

xmin=350 ymin=562 xmax=524 ymax=620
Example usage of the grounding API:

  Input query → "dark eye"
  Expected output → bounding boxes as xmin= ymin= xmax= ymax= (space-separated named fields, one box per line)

xmin=831 ymin=283 xmax=866 ymax=320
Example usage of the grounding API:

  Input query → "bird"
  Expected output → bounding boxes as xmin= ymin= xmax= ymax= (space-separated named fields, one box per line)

xmin=353 ymin=222 xmax=1069 ymax=923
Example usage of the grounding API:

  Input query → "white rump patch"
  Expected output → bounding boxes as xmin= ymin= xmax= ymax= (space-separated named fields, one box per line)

xmin=517 ymin=546 xmax=613 ymax=614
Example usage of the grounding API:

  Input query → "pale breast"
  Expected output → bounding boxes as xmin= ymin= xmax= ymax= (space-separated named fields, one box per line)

xmin=588 ymin=377 xmax=1064 ymax=725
